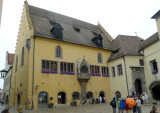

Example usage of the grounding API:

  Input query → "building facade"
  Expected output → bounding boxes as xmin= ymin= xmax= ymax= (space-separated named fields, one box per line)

xmin=7 ymin=1 xmax=160 ymax=109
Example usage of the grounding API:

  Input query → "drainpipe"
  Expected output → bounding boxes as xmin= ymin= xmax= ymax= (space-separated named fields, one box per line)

xmin=123 ymin=56 xmax=129 ymax=96
xmin=32 ymin=36 xmax=36 ymax=109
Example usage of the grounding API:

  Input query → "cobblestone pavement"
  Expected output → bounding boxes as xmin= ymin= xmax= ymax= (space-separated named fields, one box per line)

xmin=0 ymin=103 xmax=160 ymax=113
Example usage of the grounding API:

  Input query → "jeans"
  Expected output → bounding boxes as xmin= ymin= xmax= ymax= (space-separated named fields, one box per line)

xmin=137 ymin=107 xmax=140 ymax=113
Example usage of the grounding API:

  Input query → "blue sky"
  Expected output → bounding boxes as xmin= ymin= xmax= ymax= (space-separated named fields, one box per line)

xmin=0 ymin=0 xmax=160 ymax=88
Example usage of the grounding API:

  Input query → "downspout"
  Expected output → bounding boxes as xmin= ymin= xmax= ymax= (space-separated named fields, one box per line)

xmin=9 ymin=66 xmax=12 ymax=105
xmin=123 ymin=56 xmax=129 ymax=96
xmin=32 ymin=36 xmax=36 ymax=109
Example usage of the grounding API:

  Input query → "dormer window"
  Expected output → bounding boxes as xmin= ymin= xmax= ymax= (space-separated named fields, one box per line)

xmin=92 ymin=31 xmax=98 ymax=36
xmin=50 ymin=21 xmax=63 ymax=40
xmin=91 ymin=34 xmax=103 ymax=48
xmin=73 ymin=26 xmax=80 ymax=32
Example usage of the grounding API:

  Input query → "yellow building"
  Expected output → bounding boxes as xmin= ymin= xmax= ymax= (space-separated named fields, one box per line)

xmin=8 ymin=1 xmax=160 ymax=109
xmin=138 ymin=10 xmax=160 ymax=104
xmin=108 ymin=35 xmax=146 ymax=100
xmin=10 ymin=1 xmax=113 ymax=109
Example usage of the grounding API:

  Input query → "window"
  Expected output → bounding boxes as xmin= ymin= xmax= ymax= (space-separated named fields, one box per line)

xmin=15 ymin=55 xmax=18 ymax=72
xmin=90 ymin=65 xmax=100 ymax=76
xmin=80 ymin=65 xmax=88 ymax=73
xmin=86 ymin=92 xmax=93 ymax=99
xmin=72 ymin=92 xmax=80 ymax=100
xmin=55 ymin=46 xmax=62 ymax=58
xmin=60 ymin=62 xmax=74 ymax=75
xmin=21 ymin=47 xmax=24 ymax=66
xmin=98 ymin=53 xmax=103 ymax=64
xmin=112 ymin=67 xmax=116 ymax=77
xmin=139 ymin=59 xmax=144 ymax=66
xmin=41 ymin=60 xmax=57 ymax=73
xmin=102 ymin=67 xmax=109 ymax=77
xmin=150 ymin=60 xmax=158 ymax=74
xmin=117 ymin=64 xmax=123 ymax=76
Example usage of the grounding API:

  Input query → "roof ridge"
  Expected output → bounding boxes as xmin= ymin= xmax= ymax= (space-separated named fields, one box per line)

xmin=28 ymin=5 xmax=100 ymax=32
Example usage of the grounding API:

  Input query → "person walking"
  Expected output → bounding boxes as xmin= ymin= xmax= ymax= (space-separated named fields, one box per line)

xmin=118 ymin=98 xmax=122 ymax=113
xmin=99 ymin=96 xmax=102 ymax=104
xmin=110 ymin=97 xmax=116 ymax=113
xmin=150 ymin=106 xmax=158 ymax=113
xmin=120 ymin=98 xmax=126 ymax=113
xmin=144 ymin=93 xmax=149 ymax=105
xmin=136 ymin=97 xmax=142 ymax=113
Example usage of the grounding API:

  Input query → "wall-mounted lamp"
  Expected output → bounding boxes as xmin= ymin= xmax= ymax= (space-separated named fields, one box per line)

xmin=0 ymin=69 xmax=7 ymax=79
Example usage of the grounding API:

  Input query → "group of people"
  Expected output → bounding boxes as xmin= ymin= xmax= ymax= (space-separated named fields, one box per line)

xmin=110 ymin=93 xmax=158 ymax=113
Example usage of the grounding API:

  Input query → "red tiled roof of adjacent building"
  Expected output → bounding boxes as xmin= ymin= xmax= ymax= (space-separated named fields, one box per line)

xmin=8 ymin=53 xmax=15 ymax=65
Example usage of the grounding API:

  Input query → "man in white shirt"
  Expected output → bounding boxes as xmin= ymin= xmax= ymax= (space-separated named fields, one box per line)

xmin=136 ymin=97 xmax=142 ymax=113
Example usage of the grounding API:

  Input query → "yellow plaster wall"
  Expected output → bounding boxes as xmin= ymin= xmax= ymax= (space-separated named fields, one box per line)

xmin=143 ymin=40 xmax=160 ymax=99
xmin=125 ymin=56 xmax=144 ymax=94
xmin=108 ymin=55 xmax=144 ymax=99
xmin=32 ymin=36 xmax=112 ymax=108
xmin=108 ymin=57 xmax=128 ymax=98
xmin=11 ymin=5 xmax=34 ymax=107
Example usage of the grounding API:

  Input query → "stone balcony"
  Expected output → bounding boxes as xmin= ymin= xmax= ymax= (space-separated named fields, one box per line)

xmin=76 ymin=73 xmax=91 ymax=82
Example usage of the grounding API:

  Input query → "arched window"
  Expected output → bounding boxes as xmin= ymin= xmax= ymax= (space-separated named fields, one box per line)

xmin=38 ymin=92 xmax=48 ymax=108
xmin=86 ymin=92 xmax=93 ymax=99
xmin=21 ymin=47 xmax=24 ymax=66
xmin=15 ymin=55 xmax=18 ymax=72
xmin=98 ymin=53 xmax=102 ymax=63
xmin=55 ymin=46 xmax=62 ymax=58
xmin=80 ymin=65 xmax=88 ymax=73
xmin=72 ymin=92 xmax=80 ymax=100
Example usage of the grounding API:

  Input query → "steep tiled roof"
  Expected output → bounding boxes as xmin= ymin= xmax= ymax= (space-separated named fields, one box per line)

xmin=151 ymin=10 xmax=160 ymax=19
xmin=8 ymin=53 xmax=15 ymax=65
xmin=108 ymin=35 xmax=143 ymax=62
xmin=28 ymin=5 xmax=113 ymax=50
xmin=139 ymin=32 xmax=159 ymax=51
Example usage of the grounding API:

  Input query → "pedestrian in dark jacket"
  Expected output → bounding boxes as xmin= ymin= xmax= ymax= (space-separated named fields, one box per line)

xmin=110 ymin=97 xmax=116 ymax=113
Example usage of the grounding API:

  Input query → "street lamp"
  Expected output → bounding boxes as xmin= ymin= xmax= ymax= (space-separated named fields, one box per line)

xmin=0 ymin=69 xmax=7 ymax=79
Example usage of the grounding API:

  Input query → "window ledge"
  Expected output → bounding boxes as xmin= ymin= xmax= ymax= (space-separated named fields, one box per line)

xmin=102 ymin=74 xmax=110 ymax=77
xmin=152 ymin=70 xmax=158 ymax=74
xmin=91 ymin=73 xmax=101 ymax=76
xmin=42 ymin=70 xmax=58 ymax=74
xmin=60 ymin=72 xmax=75 ymax=75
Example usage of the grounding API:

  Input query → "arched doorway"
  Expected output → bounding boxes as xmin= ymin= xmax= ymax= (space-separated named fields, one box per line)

xmin=58 ymin=92 xmax=66 ymax=104
xmin=99 ymin=91 xmax=105 ymax=103
xmin=38 ymin=92 xmax=48 ymax=108
xmin=115 ymin=91 xmax=121 ymax=102
xmin=152 ymin=85 xmax=160 ymax=100
xmin=86 ymin=92 xmax=93 ymax=99
xmin=17 ymin=94 xmax=20 ymax=106
xmin=135 ymin=79 xmax=142 ymax=95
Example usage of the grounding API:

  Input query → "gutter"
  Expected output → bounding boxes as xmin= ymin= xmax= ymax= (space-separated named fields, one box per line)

xmin=123 ymin=56 xmax=129 ymax=96
xmin=32 ymin=36 xmax=36 ymax=109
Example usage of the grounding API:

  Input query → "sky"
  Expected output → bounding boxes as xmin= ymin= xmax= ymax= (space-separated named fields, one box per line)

xmin=0 ymin=0 xmax=160 ymax=89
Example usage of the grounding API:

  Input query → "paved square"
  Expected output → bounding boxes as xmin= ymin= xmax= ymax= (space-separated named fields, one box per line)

xmin=0 ymin=103 xmax=159 ymax=113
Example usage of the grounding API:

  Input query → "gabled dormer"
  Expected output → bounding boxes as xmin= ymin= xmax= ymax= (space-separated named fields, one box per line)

xmin=92 ymin=34 xmax=103 ymax=48
xmin=50 ymin=21 xmax=63 ymax=40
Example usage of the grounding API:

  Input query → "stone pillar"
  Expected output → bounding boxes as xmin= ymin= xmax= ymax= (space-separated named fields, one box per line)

xmin=80 ymin=82 xmax=87 ymax=101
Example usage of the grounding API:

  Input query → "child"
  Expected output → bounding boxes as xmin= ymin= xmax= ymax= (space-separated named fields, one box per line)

xmin=17 ymin=106 xmax=23 ymax=113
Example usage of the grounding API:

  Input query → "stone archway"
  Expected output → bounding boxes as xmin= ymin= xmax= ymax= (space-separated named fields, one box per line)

xmin=130 ymin=67 xmax=147 ymax=95
xmin=149 ymin=80 xmax=160 ymax=101
xmin=38 ymin=92 xmax=48 ymax=108
xmin=17 ymin=94 xmax=21 ymax=106
xmin=99 ymin=91 xmax=105 ymax=103
xmin=135 ymin=79 xmax=142 ymax=95
xmin=58 ymin=92 xmax=66 ymax=104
